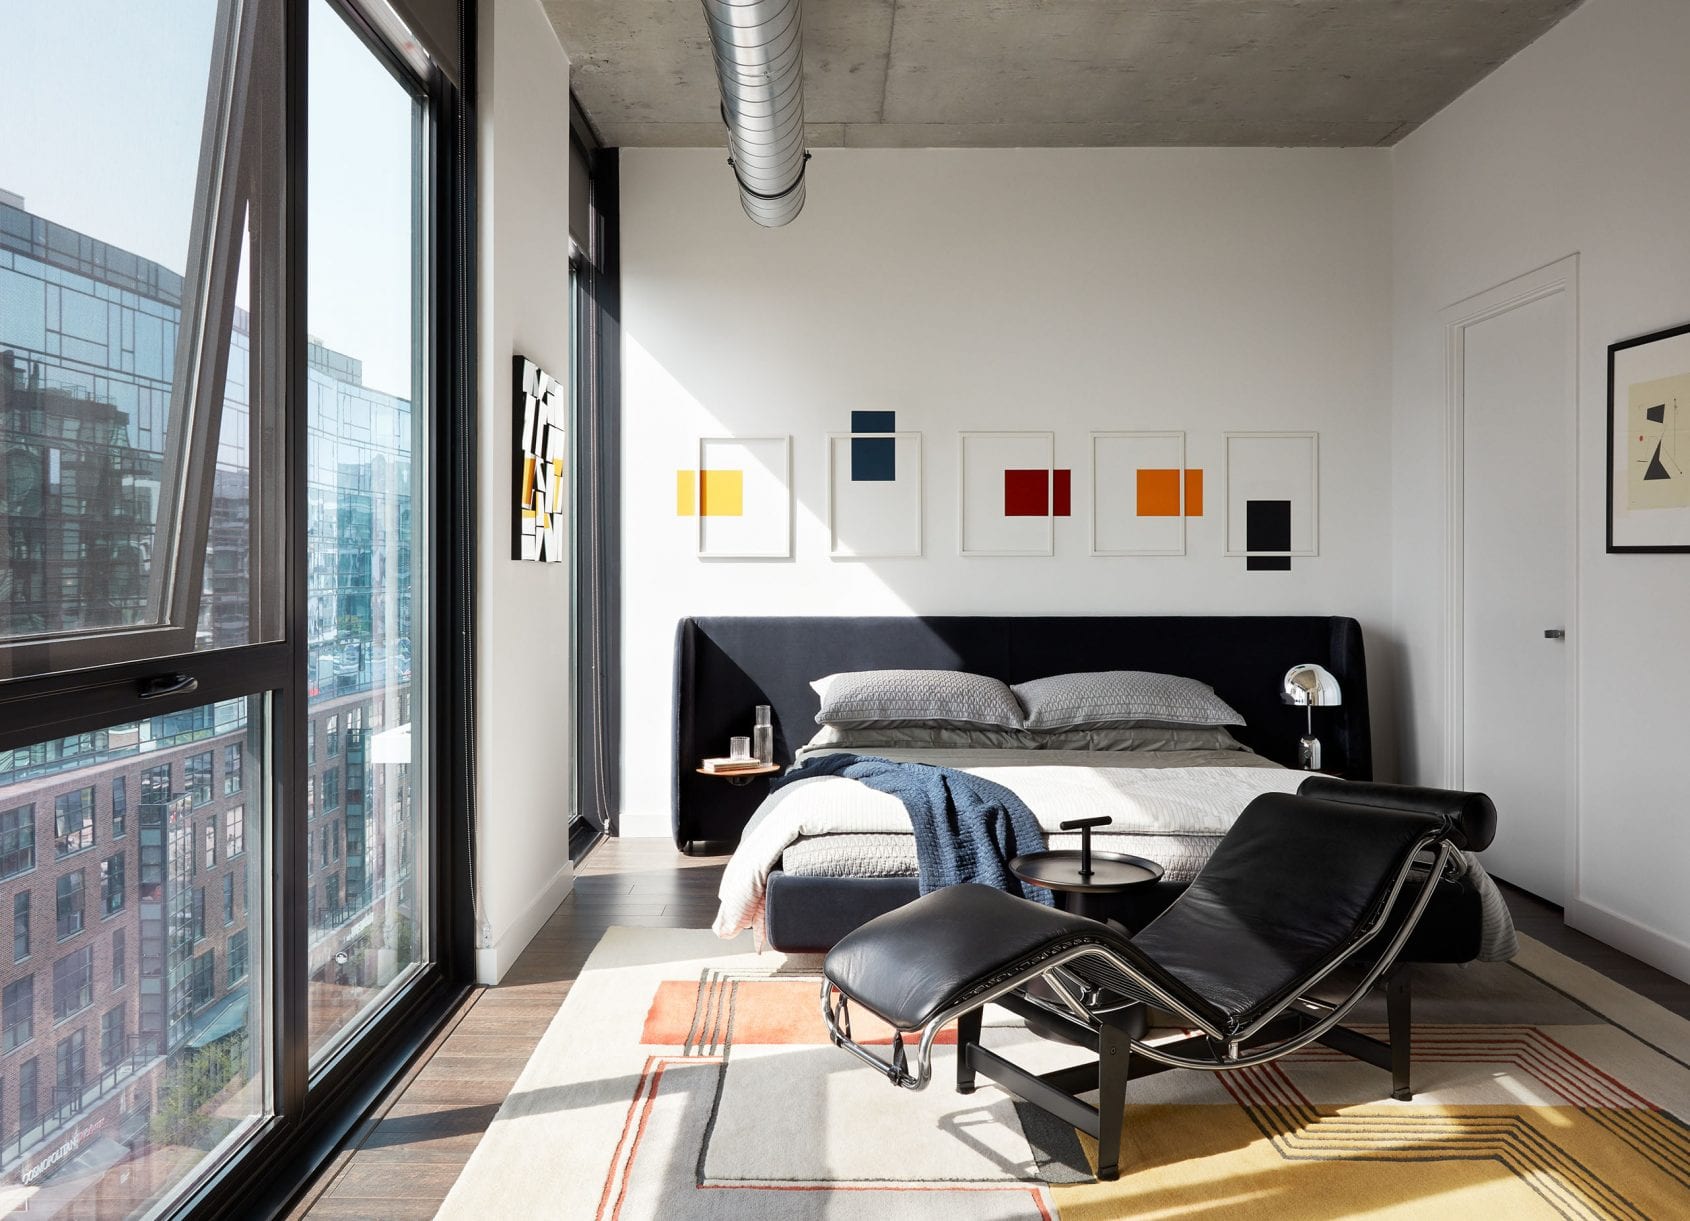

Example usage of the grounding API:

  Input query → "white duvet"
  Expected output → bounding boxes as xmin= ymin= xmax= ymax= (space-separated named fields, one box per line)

xmin=712 ymin=747 xmax=1306 ymax=941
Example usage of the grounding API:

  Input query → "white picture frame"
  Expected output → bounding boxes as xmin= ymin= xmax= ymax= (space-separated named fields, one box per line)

xmin=826 ymin=432 xmax=923 ymax=558
xmin=1091 ymin=431 xmax=1188 ymax=556
xmin=1223 ymin=431 xmax=1319 ymax=559
xmin=958 ymin=431 xmax=1056 ymax=557
xmin=695 ymin=435 xmax=792 ymax=559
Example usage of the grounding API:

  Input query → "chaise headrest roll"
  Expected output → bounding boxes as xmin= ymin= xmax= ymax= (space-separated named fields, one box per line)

xmin=1296 ymin=777 xmax=1496 ymax=852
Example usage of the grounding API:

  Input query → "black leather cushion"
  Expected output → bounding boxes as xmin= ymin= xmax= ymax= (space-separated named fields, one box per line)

xmin=1129 ymin=793 xmax=1444 ymax=1035
xmin=824 ymin=885 xmax=1129 ymax=1031
xmin=1297 ymin=777 xmax=1497 ymax=852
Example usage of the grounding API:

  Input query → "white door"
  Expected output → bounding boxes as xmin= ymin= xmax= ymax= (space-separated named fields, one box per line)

xmin=1458 ymin=273 xmax=1575 ymax=903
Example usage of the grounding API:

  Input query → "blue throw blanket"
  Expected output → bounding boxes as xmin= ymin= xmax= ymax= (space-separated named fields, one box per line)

xmin=771 ymin=753 xmax=1054 ymax=906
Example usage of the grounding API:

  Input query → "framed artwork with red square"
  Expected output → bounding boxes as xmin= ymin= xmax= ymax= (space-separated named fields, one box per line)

xmin=958 ymin=431 xmax=1061 ymax=556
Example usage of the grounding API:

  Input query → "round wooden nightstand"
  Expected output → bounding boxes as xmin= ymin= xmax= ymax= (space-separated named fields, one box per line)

xmin=695 ymin=763 xmax=780 ymax=787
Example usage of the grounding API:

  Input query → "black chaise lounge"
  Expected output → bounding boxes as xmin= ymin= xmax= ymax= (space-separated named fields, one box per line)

xmin=820 ymin=780 xmax=1497 ymax=1181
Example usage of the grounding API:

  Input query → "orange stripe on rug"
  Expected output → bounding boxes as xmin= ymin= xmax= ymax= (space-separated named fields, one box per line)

xmin=641 ymin=979 xmax=960 ymax=1047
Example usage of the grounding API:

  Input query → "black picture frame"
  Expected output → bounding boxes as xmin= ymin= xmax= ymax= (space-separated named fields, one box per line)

xmin=1607 ymin=319 xmax=1690 ymax=553
xmin=513 ymin=353 xmax=567 ymax=562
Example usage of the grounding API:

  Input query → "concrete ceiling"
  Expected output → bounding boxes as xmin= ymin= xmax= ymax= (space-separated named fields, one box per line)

xmin=545 ymin=0 xmax=1585 ymax=149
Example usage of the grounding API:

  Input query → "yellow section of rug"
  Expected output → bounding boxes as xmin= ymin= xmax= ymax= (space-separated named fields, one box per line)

xmin=1057 ymin=1101 xmax=1688 ymax=1219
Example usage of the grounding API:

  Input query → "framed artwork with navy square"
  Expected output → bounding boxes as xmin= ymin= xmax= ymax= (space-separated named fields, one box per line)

xmin=1607 ymin=321 xmax=1690 ymax=553
xmin=827 ymin=428 xmax=922 ymax=558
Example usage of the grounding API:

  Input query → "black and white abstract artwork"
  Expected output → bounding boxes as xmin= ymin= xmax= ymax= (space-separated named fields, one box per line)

xmin=514 ymin=354 xmax=566 ymax=562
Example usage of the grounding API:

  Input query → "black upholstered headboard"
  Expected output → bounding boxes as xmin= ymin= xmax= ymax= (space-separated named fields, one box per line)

xmin=672 ymin=615 xmax=1372 ymax=847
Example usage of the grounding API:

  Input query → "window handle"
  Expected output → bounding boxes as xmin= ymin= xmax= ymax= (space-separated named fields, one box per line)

xmin=138 ymin=672 xmax=199 ymax=700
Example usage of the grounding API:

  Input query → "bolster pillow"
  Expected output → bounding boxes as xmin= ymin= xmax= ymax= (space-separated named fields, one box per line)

xmin=1296 ymin=777 xmax=1497 ymax=853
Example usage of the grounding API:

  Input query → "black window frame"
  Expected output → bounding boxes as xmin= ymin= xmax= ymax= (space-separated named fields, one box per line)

xmin=101 ymin=1004 xmax=125 ymax=1069
xmin=54 ymin=870 xmax=84 ymax=940
xmin=51 ymin=945 xmax=93 ymax=1021
xmin=12 ymin=890 xmax=28 ymax=962
xmin=101 ymin=852 xmax=126 ymax=916
xmin=0 ymin=804 xmax=36 ymax=880
xmin=52 ymin=786 xmax=97 ymax=858
xmin=570 ymin=104 xmax=620 ymax=850
xmin=0 ymin=0 xmax=477 ymax=1212
xmin=1 ymin=976 xmax=33 ymax=1052
xmin=185 ymin=750 xmax=215 ymax=808
xmin=18 ymin=1058 xmax=38 ymax=1132
xmin=224 ymin=742 xmax=244 ymax=795
xmin=55 ymin=1026 xmax=86 ymax=1099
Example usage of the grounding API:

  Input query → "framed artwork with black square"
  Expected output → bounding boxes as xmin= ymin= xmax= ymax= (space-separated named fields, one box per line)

xmin=1608 ymin=321 xmax=1690 ymax=552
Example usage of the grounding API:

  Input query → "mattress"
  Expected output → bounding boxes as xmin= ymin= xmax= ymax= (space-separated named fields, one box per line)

xmin=778 ymin=830 xmax=1225 ymax=886
xmin=713 ymin=745 xmax=1308 ymax=941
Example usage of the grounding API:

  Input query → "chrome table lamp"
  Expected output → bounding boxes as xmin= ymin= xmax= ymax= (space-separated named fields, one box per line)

xmin=1282 ymin=663 xmax=1342 ymax=771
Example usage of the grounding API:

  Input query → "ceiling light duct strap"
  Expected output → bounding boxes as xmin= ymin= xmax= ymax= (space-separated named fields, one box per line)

xmin=701 ymin=0 xmax=809 ymax=227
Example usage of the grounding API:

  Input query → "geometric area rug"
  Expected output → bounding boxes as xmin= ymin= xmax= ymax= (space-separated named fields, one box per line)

xmin=437 ymin=928 xmax=1690 ymax=1219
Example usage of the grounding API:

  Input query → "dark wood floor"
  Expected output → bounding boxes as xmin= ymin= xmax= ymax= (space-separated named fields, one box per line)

xmin=291 ymin=837 xmax=730 ymax=1220
xmin=1494 ymin=878 xmax=1690 ymax=1020
xmin=292 ymin=841 xmax=1690 ymax=1218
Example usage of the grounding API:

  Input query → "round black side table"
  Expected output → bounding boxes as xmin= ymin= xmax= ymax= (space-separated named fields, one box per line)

xmin=1008 ymin=816 xmax=1165 ymax=928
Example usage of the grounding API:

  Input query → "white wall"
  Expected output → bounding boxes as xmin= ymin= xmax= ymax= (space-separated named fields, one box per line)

xmin=474 ymin=0 xmax=573 ymax=982
xmin=1391 ymin=0 xmax=1690 ymax=976
xmin=619 ymin=147 xmax=1395 ymax=838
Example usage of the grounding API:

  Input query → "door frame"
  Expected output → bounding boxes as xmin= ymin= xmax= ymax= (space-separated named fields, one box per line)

xmin=1440 ymin=254 xmax=1580 ymax=901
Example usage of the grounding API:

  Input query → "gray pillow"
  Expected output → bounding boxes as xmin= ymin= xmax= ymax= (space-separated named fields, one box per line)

xmin=1013 ymin=670 xmax=1244 ymax=730
xmin=803 ymin=723 xmax=1043 ymax=751
xmin=811 ymin=669 xmax=1026 ymax=730
xmin=801 ymin=722 xmax=1247 ymax=754
xmin=1024 ymin=724 xmax=1249 ymax=752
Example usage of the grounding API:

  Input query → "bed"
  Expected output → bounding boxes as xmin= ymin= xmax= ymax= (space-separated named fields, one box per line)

xmin=676 ymin=615 xmax=1385 ymax=949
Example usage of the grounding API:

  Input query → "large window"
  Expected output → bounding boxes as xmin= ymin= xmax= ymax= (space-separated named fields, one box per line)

xmin=52 ymin=788 xmax=95 ymax=858
xmin=51 ymin=946 xmax=92 ymax=1021
xmin=185 ymin=751 xmax=215 ymax=808
xmin=304 ymin=0 xmax=428 ymax=1063
xmin=225 ymin=804 xmax=245 ymax=859
xmin=100 ymin=854 xmax=125 ymax=916
xmin=54 ymin=871 xmax=83 ymax=940
xmin=11 ymin=894 xmax=27 ymax=963
xmin=0 ymin=0 xmax=460 ymax=1209
xmin=100 ymin=1005 xmax=124 ymax=1070
xmin=1 ymin=977 xmax=32 ymax=1052
xmin=0 ymin=807 xmax=35 ymax=880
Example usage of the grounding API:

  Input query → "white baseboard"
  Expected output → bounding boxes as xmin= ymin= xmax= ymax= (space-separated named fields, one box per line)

xmin=617 ymin=811 xmax=671 ymax=840
xmin=476 ymin=862 xmax=574 ymax=985
xmin=1565 ymin=895 xmax=1690 ymax=985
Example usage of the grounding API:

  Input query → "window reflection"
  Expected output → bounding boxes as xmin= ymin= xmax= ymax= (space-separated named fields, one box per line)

xmin=0 ymin=698 xmax=265 ymax=1206
xmin=304 ymin=0 xmax=427 ymax=1061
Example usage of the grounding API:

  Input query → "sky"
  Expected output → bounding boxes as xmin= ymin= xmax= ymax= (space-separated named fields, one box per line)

xmin=0 ymin=0 xmax=418 ymax=399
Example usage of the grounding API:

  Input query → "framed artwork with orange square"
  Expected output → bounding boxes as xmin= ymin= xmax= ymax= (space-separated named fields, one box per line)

xmin=1092 ymin=431 xmax=1203 ymax=555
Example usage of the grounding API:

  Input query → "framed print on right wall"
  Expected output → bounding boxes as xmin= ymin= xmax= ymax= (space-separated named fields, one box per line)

xmin=1608 ymin=320 xmax=1690 ymax=552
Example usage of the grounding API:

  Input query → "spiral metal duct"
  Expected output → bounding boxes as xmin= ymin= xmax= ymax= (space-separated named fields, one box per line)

xmin=700 ymin=0 xmax=810 ymax=226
